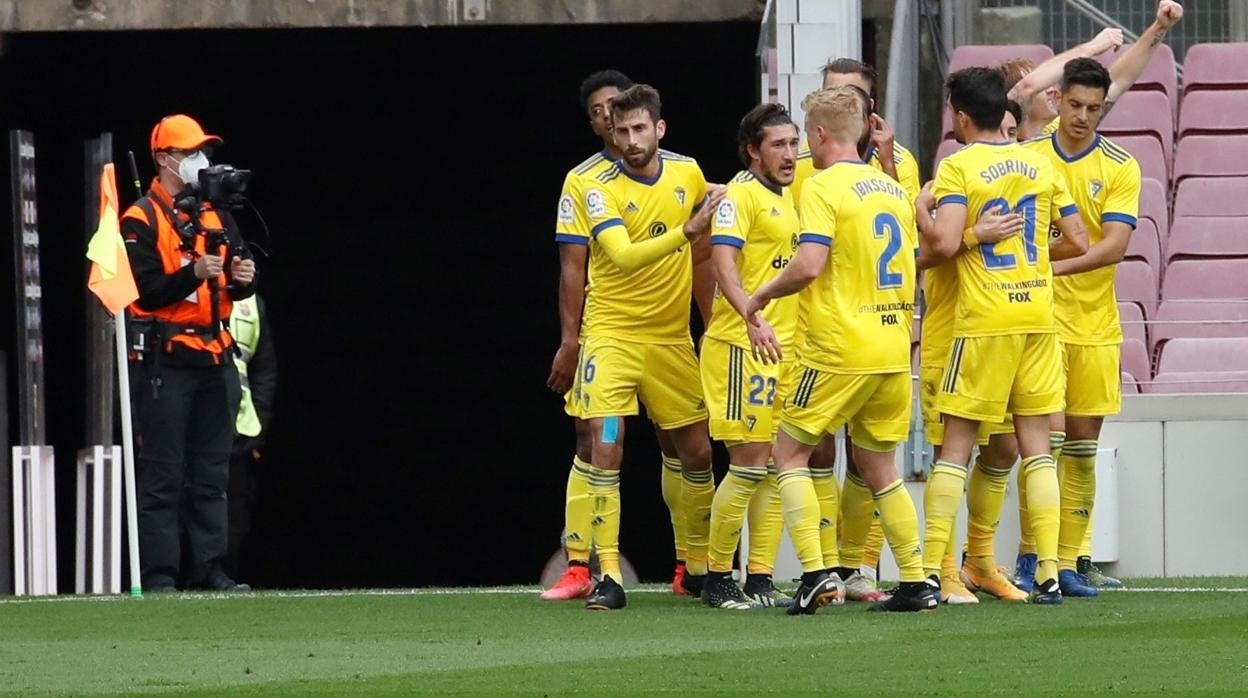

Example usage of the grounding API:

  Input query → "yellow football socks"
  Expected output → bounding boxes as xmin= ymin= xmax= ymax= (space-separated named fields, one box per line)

xmin=966 ymin=457 xmax=1012 ymax=573
xmin=588 ymin=465 xmax=622 ymax=582
xmin=810 ymin=466 xmax=841 ymax=568
xmin=1022 ymin=454 xmax=1060 ymax=582
xmin=746 ymin=464 xmax=784 ymax=575
xmin=1058 ymin=440 xmax=1097 ymax=571
xmin=923 ymin=460 xmax=968 ymax=577
xmin=564 ymin=456 xmax=594 ymax=564
xmin=777 ymin=467 xmax=824 ymax=573
xmin=861 ymin=513 xmax=885 ymax=570
xmin=1019 ymin=431 xmax=1064 ymax=556
xmin=875 ymin=479 xmax=925 ymax=583
xmin=838 ymin=472 xmax=873 ymax=569
xmin=660 ymin=456 xmax=686 ymax=562
xmin=682 ymin=467 xmax=715 ymax=576
xmin=706 ymin=464 xmax=765 ymax=573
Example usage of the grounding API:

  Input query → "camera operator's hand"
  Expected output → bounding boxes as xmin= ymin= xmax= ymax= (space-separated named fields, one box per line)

xmin=231 ymin=257 xmax=256 ymax=286
xmin=194 ymin=254 xmax=224 ymax=280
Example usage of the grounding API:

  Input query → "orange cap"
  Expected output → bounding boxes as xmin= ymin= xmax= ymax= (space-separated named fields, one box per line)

xmin=150 ymin=114 xmax=223 ymax=154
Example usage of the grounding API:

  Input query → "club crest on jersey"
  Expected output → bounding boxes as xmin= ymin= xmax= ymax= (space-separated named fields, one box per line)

xmin=585 ymin=189 xmax=606 ymax=219
xmin=674 ymin=186 xmax=686 ymax=207
xmin=771 ymin=207 xmax=781 ymax=217
xmin=715 ymin=200 xmax=736 ymax=229
xmin=557 ymin=194 xmax=575 ymax=224
xmin=1089 ymin=179 xmax=1104 ymax=198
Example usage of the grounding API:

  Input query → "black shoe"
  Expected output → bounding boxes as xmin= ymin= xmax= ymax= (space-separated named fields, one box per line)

xmin=870 ymin=580 xmax=939 ymax=612
xmin=1031 ymin=577 xmax=1063 ymax=605
xmin=742 ymin=573 xmax=794 ymax=608
xmin=701 ymin=573 xmax=758 ymax=610
xmin=198 ymin=571 xmax=251 ymax=592
xmin=585 ymin=576 xmax=627 ymax=611
xmin=787 ymin=572 xmax=844 ymax=616
xmin=680 ymin=572 xmax=706 ymax=598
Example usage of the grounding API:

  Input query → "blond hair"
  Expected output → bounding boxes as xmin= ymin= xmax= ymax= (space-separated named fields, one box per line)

xmin=996 ymin=57 xmax=1036 ymax=92
xmin=801 ymin=86 xmax=867 ymax=144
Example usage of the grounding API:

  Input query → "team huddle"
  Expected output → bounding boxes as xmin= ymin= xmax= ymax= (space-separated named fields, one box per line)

xmin=544 ymin=1 xmax=1181 ymax=613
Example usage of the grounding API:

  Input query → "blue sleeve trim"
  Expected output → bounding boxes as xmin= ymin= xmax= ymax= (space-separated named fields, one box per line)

xmin=710 ymin=235 xmax=745 ymax=249
xmin=555 ymin=233 xmax=589 ymax=245
xmin=1059 ymin=204 xmax=1079 ymax=218
xmin=798 ymin=233 xmax=832 ymax=247
xmin=937 ymin=194 xmax=967 ymax=207
xmin=590 ymin=217 xmax=624 ymax=238
xmin=1102 ymin=212 xmax=1138 ymax=229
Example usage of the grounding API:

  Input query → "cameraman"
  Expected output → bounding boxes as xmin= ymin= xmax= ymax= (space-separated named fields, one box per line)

xmin=122 ymin=114 xmax=256 ymax=592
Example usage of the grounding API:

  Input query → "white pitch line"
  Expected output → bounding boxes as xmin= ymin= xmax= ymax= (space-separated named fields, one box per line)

xmin=0 ymin=585 xmax=1243 ymax=605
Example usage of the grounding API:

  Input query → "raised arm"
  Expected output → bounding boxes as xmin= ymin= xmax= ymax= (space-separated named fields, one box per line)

xmin=1010 ymin=27 xmax=1125 ymax=102
xmin=1104 ymin=1 xmax=1184 ymax=113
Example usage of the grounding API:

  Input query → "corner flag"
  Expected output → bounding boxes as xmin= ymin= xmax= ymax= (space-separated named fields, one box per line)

xmin=86 ymin=163 xmax=138 ymax=313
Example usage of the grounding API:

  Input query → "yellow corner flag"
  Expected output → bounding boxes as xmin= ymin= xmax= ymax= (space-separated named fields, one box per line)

xmin=86 ymin=163 xmax=139 ymax=314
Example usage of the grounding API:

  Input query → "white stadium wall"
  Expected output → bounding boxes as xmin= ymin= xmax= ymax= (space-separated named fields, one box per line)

xmin=747 ymin=393 xmax=1248 ymax=581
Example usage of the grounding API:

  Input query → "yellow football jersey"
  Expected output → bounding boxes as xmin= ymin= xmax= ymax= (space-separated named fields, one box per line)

xmin=798 ymin=161 xmax=917 ymax=374
xmin=932 ymin=141 xmax=1077 ymax=338
xmin=792 ymin=141 xmax=921 ymax=208
xmin=581 ymin=150 xmax=707 ymax=344
xmin=555 ymin=149 xmax=616 ymax=245
xmin=1024 ymin=133 xmax=1141 ymax=345
xmin=1042 ymin=117 xmax=1060 ymax=135
xmin=705 ymin=170 xmax=801 ymax=350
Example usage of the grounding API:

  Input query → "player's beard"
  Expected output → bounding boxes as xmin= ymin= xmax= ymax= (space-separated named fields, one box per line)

xmin=624 ymin=143 xmax=657 ymax=170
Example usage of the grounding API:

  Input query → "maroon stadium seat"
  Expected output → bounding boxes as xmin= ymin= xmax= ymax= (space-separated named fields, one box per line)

xmin=1114 ymin=259 xmax=1158 ymax=318
xmin=1173 ymin=136 xmax=1248 ymax=184
xmin=1099 ymin=43 xmax=1178 ymax=119
xmin=1139 ymin=178 xmax=1168 ymax=243
xmin=1177 ymin=91 xmax=1248 ymax=139
xmin=1148 ymin=337 xmax=1248 ymax=393
xmin=1125 ymin=217 xmax=1162 ymax=272
xmin=1173 ymin=177 xmax=1248 ymax=219
xmin=1098 ymin=91 xmax=1173 ymax=157
xmin=934 ymin=138 xmax=961 ymax=174
xmin=1161 ymin=259 xmax=1248 ymax=301
xmin=1122 ymin=337 xmax=1151 ymax=381
xmin=1147 ymin=369 xmax=1248 ymax=393
xmin=1107 ymin=134 xmax=1167 ymax=183
xmin=1118 ymin=300 xmax=1147 ymax=348
xmin=1150 ymin=300 xmax=1248 ymax=354
xmin=1121 ymin=371 xmax=1142 ymax=394
xmin=1165 ymin=217 xmax=1248 ymax=265
xmin=1183 ymin=43 xmax=1248 ymax=93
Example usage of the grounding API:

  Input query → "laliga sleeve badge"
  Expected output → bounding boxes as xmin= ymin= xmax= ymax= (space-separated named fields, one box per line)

xmin=585 ymin=189 xmax=607 ymax=220
xmin=557 ymin=194 xmax=575 ymax=225
xmin=714 ymin=199 xmax=736 ymax=230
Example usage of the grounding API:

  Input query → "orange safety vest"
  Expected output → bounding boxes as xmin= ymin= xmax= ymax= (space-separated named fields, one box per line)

xmin=123 ymin=179 xmax=235 ymax=359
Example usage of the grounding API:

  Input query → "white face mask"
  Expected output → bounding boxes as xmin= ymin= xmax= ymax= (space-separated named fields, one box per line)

xmin=168 ymin=151 xmax=210 ymax=187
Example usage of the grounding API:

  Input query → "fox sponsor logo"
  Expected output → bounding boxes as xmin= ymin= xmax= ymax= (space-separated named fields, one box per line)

xmin=1008 ymin=291 xmax=1032 ymax=303
xmin=880 ymin=313 xmax=899 ymax=325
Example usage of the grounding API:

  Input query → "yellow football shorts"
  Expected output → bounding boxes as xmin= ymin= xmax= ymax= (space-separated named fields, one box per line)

xmin=1061 ymin=341 xmax=1122 ymax=417
xmin=780 ymin=366 xmax=911 ymax=452
xmin=574 ymin=334 xmax=706 ymax=430
xmin=937 ymin=333 xmax=1064 ymax=422
xmin=920 ymin=364 xmax=1013 ymax=445
xmin=700 ymin=337 xmax=794 ymax=443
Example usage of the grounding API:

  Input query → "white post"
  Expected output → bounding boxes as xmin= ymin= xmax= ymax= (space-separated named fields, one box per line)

xmin=42 ymin=449 xmax=56 ymax=594
xmin=108 ymin=445 xmax=122 ymax=594
xmin=12 ymin=447 xmax=26 ymax=596
xmin=114 ymin=312 xmax=142 ymax=596
xmin=91 ymin=445 xmax=105 ymax=593
xmin=75 ymin=451 xmax=88 ymax=594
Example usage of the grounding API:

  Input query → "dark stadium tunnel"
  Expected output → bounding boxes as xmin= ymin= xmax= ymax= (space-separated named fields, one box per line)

xmin=0 ymin=22 xmax=757 ymax=588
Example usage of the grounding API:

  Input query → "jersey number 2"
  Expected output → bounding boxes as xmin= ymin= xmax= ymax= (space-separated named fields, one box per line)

xmin=873 ymin=212 xmax=904 ymax=289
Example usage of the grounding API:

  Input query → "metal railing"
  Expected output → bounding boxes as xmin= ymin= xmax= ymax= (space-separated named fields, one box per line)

xmin=979 ymin=0 xmax=1236 ymax=63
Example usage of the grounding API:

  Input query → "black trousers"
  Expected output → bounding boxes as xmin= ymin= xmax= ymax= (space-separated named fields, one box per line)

xmin=132 ymin=360 xmax=240 ymax=588
xmin=226 ymin=446 xmax=259 ymax=580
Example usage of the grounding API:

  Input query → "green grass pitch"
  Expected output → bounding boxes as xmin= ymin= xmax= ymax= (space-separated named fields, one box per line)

xmin=2 ymin=580 xmax=1247 ymax=695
